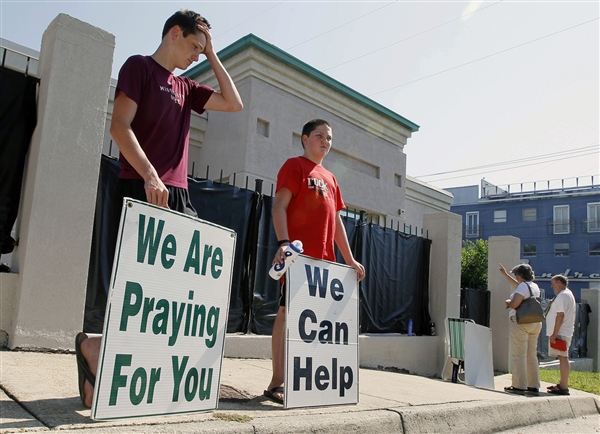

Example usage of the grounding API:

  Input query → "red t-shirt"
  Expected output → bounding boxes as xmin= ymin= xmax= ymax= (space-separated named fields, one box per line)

xmin=276 ymin=156 xmax=345 ymax=261
xmin=115 ymin=55 xmax=214 ymax=188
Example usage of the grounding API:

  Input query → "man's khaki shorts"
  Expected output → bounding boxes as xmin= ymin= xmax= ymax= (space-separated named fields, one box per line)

xmin=548 ymin=335 xmax=572 ymax=358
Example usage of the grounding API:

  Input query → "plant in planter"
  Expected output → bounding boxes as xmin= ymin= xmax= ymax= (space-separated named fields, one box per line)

xmin=461 ymin=239 xmax=488 ymax=290
xmin=460 ymin=239 xmax=490 ymax=326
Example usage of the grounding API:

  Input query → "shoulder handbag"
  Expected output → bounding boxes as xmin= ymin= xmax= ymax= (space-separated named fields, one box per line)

xmin=515 ymin=282 xmax=545 ymax=324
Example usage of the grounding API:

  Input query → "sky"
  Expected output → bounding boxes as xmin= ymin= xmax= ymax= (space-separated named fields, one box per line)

xmin=1 ymin=1 xmax=598 ymax=191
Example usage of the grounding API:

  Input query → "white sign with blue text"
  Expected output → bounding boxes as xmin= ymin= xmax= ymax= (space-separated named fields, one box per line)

xmin=284 ymin=255 xmax=359 ymax=409
xmin=91 ymin=199 xmax=236 ymax=421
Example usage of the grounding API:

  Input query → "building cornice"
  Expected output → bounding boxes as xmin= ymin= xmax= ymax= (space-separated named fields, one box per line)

xmin=183 ymin=34 xmax=419 ymax=134
xmin=406 ymin=175 xmax=454 ymax=211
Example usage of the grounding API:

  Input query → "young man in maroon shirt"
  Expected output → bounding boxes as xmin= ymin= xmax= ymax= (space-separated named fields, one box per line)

xmin=76 ymin=9 xmax=242 ymax=408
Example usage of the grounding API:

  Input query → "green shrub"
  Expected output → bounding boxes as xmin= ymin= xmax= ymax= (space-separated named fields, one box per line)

xmin=461 ymin=239 xmax=488 ymax=290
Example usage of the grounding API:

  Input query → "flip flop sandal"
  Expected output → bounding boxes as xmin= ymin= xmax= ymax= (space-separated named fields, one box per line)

xmin=547 ymin=385 xmax=570 ymax=395
xmin=75 ymin=332 xmax=96 ymax=407
xmin=524 ymin=387 xmax=539 ymax=396
xmin=263 ymin=386 xmax=284 ymax=404
xmin=504 ymin=386 xmax=525 ymax=394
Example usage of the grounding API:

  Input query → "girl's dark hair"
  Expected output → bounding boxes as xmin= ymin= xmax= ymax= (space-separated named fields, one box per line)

xmin=511 ymin=264 xmax=535 ymax=282
xmin=162 ymin=9 xmax=211 ymax=39
xmin=301 ymin=119 xmax=330 ymax=138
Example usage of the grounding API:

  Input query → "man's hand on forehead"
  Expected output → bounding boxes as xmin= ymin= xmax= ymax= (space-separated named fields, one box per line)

xmin=196 ymin=21 xmax=214 ymax=54
xmin=196 ymin=20 xmax=211 ymax=30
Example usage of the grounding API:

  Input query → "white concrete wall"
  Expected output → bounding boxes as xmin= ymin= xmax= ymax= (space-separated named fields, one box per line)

xmin=359 ymin=334 xmax=441 ymax=377
xmin=423 ymin=211 xmax=463 ymax=376
xmin=0 ymin=274 xmax=18 ymax=347
xmin=224 ymin=334 xmax=441 ymax=377
xmin=6 ymin=14 xmax=114 ymax=349
xmin=487 ymin=236 xmax=521 ymax=372
xmin=198 ymin=75 xmax=253 ymax=181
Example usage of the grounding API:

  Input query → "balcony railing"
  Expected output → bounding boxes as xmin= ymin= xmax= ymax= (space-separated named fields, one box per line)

xmin=548 ymin=219 xmax=575 ymax=235
xmin=482 ymin=175 xmax=599 ymax=199
xmin=464 ymin=225 xmax=483 ymax=238
xmin=582 ymin=218 xmax=600 ymax=233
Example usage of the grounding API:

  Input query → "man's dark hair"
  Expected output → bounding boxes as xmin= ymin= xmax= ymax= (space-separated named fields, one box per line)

xmin=301 ymin=119 xmax=331 ymax=138
xmin=511 ymin=263 xmax=534 ymax=282
xmin=162 ymin=9 xmax=211 ymax=39
xmin=552 ymin=274 xmax=569 ymax=287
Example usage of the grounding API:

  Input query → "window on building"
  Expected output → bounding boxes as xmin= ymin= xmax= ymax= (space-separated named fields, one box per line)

xmin=256 ymin=118 xmax=269 ymax=138
xmin=554 ymin=243 xmax=569 ymax=257
xmin=589 ymin=242 xmax=600 ymax=256
xmin=522 ymin=208 xmax=537 ymax=221
xmin=553 ymin=205 xmax=570 ymax=234
xmin=466 ymin=212 xmax=479 ymax=238
xmin=588 ymin=203 xmax=600 ymax=232
xmin=522 ymin=244 xmax=537 ymax=257
xmin=494 ymin=210 xmax=507 ymax=223
xmin=340 ymin=208 xmax=383 ymax=225
xmin=341 ymin=208 xmax=361 ymax=221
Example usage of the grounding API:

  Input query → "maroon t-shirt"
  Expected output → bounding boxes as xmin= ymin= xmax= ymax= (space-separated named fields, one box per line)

xmin=115 ymin=55 xmax=214 ymax=188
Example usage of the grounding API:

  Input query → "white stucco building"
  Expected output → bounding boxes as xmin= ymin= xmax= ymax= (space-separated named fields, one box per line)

xmin=101 ymin=34 xmax=453 ymax=230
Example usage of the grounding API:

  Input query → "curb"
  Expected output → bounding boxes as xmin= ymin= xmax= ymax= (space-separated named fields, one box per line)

xmin=395 ymin=395 xmax=600 ymax=434
xmin=24 ymin=395 xmax=598 ymax=434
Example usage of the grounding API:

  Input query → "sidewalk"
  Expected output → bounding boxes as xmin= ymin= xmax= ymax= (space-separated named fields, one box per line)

xmin=1 ymin=350 xmax=598 ymax=433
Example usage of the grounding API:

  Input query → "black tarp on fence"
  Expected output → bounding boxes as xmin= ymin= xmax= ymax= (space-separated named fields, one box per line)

xmin=0 ymin=66 xmax=38 ymax=255
xmin=357 ymin=225 xmax=431 ymax=335
xmin=251 ymin=194 xmax=282 ymax=335
xmin=84 ymin=155 xmax=432 ymax=336
xmin=460 ymin=287 xmax=491 ymax=327
xmin=188 ymin=178 xmax=256 ymax=333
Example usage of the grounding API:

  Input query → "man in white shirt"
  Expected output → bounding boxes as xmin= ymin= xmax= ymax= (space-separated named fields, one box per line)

xmin=546 ymin=274 xmax=576 ymax=395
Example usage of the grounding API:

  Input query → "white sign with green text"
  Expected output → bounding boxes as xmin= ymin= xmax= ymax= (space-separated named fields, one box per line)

xmin=284 ymin=255 xmax=359 ymax=409
xmin=91 ymin=199 xmax=236 ymax=421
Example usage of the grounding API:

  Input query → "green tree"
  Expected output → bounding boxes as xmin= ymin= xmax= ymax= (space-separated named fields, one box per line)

xmin=461 ymin=239 xmax=488 ymax=290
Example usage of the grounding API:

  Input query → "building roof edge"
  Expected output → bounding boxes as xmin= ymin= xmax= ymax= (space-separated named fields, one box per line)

xmin=183 ymin=34 xmax=419 ymax=133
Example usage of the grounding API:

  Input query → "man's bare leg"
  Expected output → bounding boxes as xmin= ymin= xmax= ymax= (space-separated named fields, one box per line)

xmin=266 ymin=306 xmax=286 ymax=401
xmin=81 ymin=336 xmax=101 ymax=408
xmin=558 ymin=355 xmax=570 ymax=390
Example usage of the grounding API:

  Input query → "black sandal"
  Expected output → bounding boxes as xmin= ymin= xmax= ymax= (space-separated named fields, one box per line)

xmin=504 ymin=386 xmax=525 ymax=394
xmin=75 ymin=332 xmax=96 ymax=408
xmin=263 ymin=386 xmax=284 ymax=404
xmin=547 ymin=385 xmax=570 ymax=395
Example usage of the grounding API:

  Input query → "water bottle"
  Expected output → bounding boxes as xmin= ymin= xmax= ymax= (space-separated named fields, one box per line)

xmin=429 ymin=322 xmax=436 ymax=336
xmin=269 ymin=240 xmax=303 ymax=280
xmin=407 ymin=319 xmax=413 ymax=336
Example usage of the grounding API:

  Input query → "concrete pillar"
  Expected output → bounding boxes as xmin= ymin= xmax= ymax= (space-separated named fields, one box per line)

xmin=423 ymin=212 xmax=462 ymax=375
xmin=488 ymin=236 xmax=520 ymax=372
xmin=8 ymin=14 xmax=114 ymax=349
xmin=580 ymin=286 xmax=599 ymax=372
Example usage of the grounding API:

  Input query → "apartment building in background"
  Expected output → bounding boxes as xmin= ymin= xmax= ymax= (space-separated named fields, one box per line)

xmin=447 ymin=177 xmax=600 ymax=300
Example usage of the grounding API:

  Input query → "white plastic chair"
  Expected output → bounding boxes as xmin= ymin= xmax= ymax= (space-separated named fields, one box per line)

xmin=442 ymin=317 xmax=475 ymax=383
